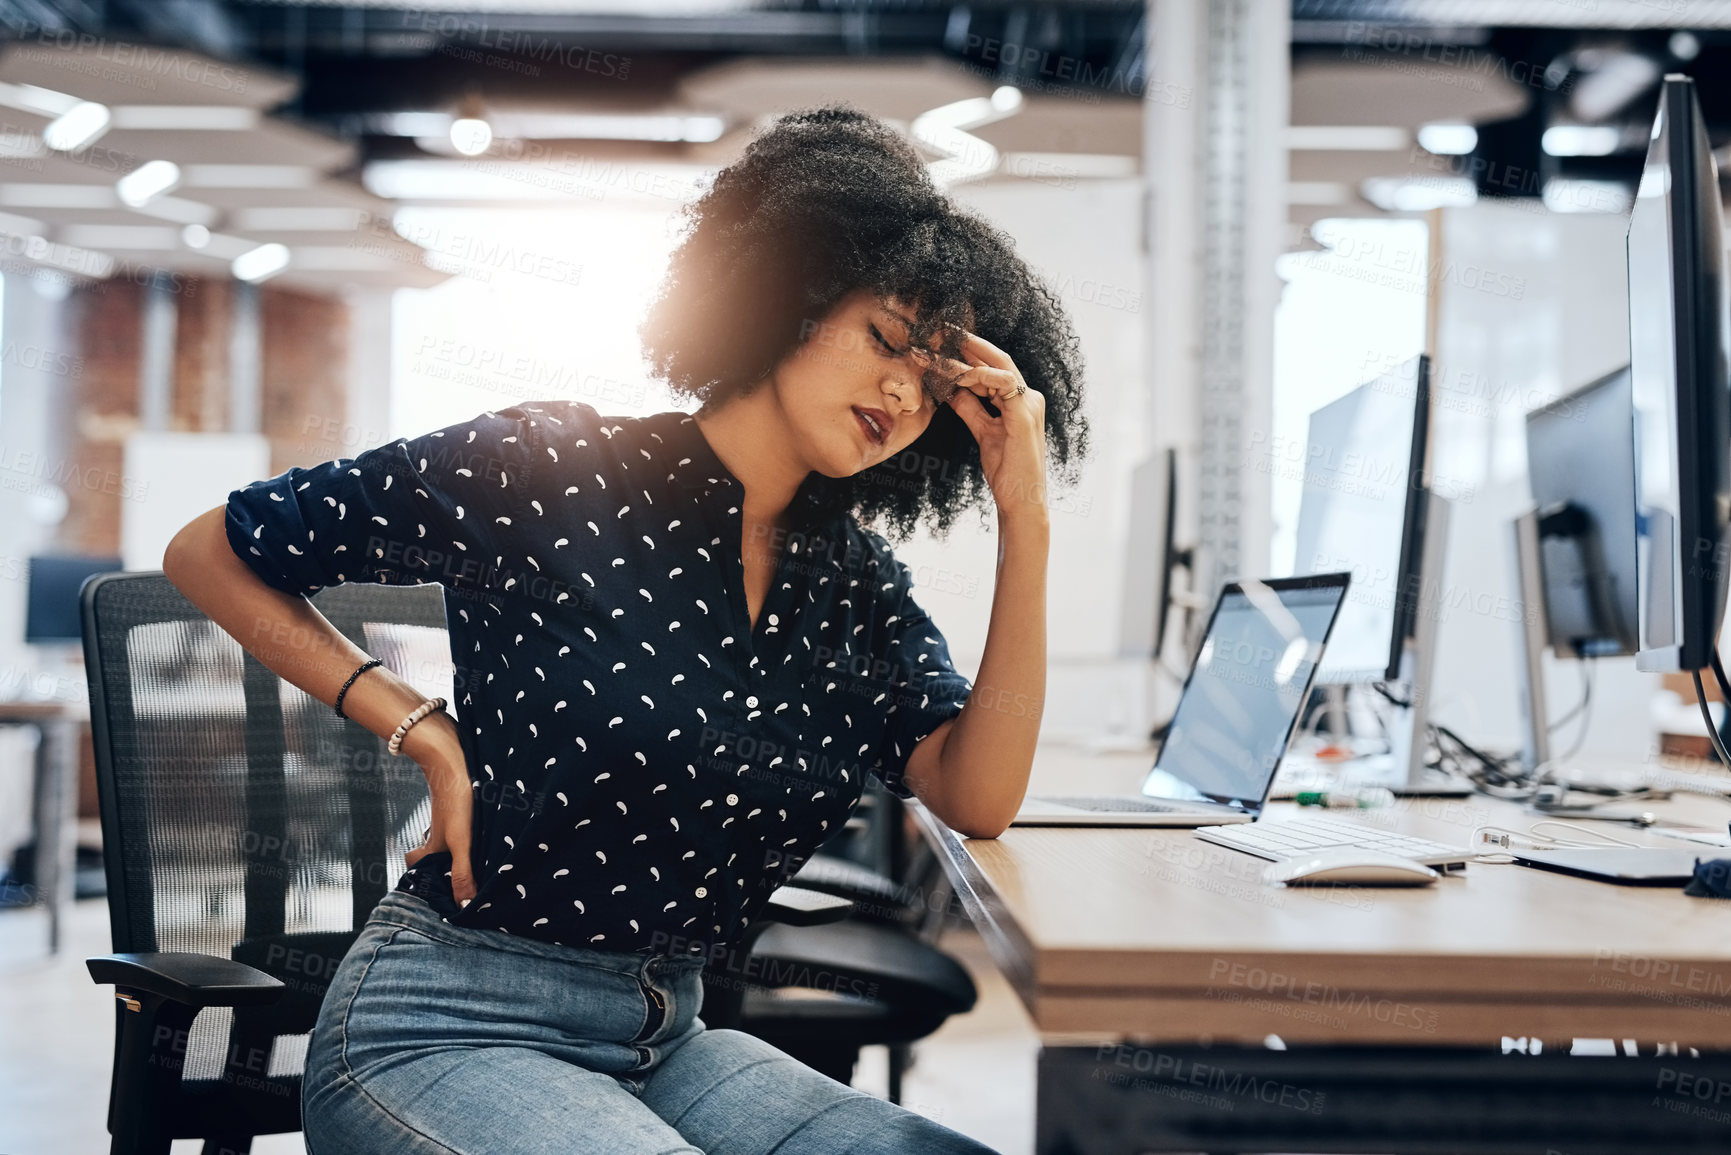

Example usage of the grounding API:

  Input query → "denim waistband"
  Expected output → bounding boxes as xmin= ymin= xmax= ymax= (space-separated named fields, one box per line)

xmin=371 ymin=888 xmax=709 ymax=979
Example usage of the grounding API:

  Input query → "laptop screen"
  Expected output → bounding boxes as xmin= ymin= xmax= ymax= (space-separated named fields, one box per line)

xmin=1141 ymin=575 xmax=1349 ymax=814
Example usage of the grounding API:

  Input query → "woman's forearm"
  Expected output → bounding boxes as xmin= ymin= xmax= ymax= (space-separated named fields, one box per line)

xmin=162 ymin=505 xmax=463 ymax=769
xmin=919 ymin=509 xmax=1048 ymax=837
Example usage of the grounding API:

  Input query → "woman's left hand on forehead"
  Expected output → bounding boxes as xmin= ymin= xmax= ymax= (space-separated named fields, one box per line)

xmin=917 ymin=330 xmax=1048 ymax=521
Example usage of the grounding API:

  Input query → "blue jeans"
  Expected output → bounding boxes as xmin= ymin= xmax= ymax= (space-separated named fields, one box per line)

xmin=302 ymin=888 xmax=998 ymax=1154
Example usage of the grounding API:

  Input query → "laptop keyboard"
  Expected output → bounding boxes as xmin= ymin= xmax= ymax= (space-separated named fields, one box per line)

xmin=1040 ymin=795 xmax=1183 ymax=814
xmin=1196 ymin=814 xmax=1469 ymax=863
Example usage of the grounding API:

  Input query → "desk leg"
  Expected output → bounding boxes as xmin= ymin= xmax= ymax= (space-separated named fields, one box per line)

xmin=31 ymin=718 xmax=76 ymax=954
xmin=1036 ymin=1043 xmax=1731 ymax=1154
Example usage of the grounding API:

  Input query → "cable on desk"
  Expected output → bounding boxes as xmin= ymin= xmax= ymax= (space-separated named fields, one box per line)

xmin=1469 ymin=818 xmax=1642 ymax=862
xmin=1372 ymin=682 xmax=1412 ymax=710
xmin=1431 ymin=722 xmax=1532 ymax=799
xmin=1691 ymin=667 xmax=1731 ymax=771
xmin=1550 ymin=659 xmax=1596 ymax=764
xmin=1547 ymin=659 xmax=1593 ymax=732
xmin=1707 ymin=649 xmax=1731 ymax=765
xmin=1711 ymin=648 xmax=1731 ymax=707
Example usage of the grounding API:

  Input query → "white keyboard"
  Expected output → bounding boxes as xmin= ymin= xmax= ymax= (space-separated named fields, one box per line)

xmin=1195 ymin=814 xmax=1472 ymax=868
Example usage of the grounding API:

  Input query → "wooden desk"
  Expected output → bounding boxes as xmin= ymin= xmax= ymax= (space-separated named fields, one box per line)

xmin=0 ymin=699 xmax=86 ymax=954
xmin=911 ymin=743 xmax=1731 ymax=1154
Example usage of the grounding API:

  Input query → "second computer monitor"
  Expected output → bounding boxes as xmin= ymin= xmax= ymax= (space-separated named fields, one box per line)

xmin=1524 ymin=367 xmax=1640 ymax=659
xmin=1292 ymin=354 xmax=1431 ymax=684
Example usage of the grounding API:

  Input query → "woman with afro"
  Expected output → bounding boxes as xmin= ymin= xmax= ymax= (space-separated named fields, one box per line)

xmin=165 ymin=104 xmax=1090 ymax=1154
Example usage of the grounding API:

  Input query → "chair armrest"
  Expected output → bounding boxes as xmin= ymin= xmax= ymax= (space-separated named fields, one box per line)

xmin=762 ymin=885 xmax=853 ymax=927
xmin=87 ymin=951 xmax=286 ymax=1009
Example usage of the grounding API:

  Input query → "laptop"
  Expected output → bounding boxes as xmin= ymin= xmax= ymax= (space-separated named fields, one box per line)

xmin=1011 ymin=573 xmax=1351 ymax=827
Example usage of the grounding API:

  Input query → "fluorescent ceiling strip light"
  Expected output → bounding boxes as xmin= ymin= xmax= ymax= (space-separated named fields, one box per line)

xmin=197 ymin=231 xmax=265 ymax=260
xmin=373 ymin=110 xmax=726 ymax=143
xmin=131 ymin=196 xmax=219 ymax=226
xmin=284 ymin=246 xmax=407 ymax=271
xmin=912 ymin=87 xmax=1022 ymax=187
xmin=502 ymin=114 xmax=726 ymax=142
xmin=110 ymin=106 xmax=259 ymax=131
xmin=0 ymin=183 xmax=117 ymax=208
xmin=0 ymin=82 xmax=81 ymax=118
xmin=61 ymin=225 xmax=182 ymax=250
xmin=236 ymin=207 xmax=366 ymax=231
xmin=1286 ymin=125 xmax=1410 ymax=151
xmin=0 ymin=209 xmax=45 ymax=235
xmin=181 ymin=165 xmax=317 ymax=189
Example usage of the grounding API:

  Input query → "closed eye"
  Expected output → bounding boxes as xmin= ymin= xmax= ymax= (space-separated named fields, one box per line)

xmin=868 ymin=325 xmax=903 ymax=356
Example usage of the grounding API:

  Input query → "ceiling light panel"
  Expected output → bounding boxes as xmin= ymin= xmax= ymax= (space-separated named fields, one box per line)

xmin=1416 ymin=123 xmax=1477 ymax=155
xmin=42 ymin=102 xmax=111 ymax=151
xmin=116 ymin=160 xmax=182 ymax=207
xmin=232 ymin=242 xmax=290 ymax=283
xmin=1542 ymin=125 xmax=1621 ymax=156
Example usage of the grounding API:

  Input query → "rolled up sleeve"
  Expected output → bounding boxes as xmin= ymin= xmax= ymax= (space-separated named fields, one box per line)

xmin=870 ymin=569 xmax=972 ymax=801
xmin=224 ymin=407 xmax=534 ymax=596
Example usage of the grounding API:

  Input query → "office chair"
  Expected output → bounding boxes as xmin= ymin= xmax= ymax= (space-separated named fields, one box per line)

xmin=78 ymin=573 xmax=968 ymax=1153
xmin=708 ymin=785 xmax=979 ymax=1099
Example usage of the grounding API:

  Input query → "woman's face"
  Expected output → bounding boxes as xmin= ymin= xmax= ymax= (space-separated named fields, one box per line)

xmin=770 ymin=288 xmax=949 ymax=478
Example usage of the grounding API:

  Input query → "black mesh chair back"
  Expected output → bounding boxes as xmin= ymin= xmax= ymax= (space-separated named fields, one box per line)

xmin=82 ymin=572 xmax=452 ymax=1147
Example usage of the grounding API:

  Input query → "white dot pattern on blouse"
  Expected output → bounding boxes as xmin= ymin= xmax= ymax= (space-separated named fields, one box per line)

xmin=224 ymin=401 xmax=973 ymax=957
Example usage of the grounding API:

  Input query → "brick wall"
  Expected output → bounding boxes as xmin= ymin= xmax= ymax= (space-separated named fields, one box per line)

xmin=261 ymin=284 xmax=350 ymax=474
xmin=62 ymin=275 xmax=352 ymax=554
xmin=61 ymin=279 xmax=144 ymax=555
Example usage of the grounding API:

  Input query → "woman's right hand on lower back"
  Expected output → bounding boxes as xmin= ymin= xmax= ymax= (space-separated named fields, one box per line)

xmin=402 ymin=715 xmax=478 ymax=906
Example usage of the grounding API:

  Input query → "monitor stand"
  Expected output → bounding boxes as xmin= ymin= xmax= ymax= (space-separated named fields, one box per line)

xmin=1381 ymin=494 xmax=1472 ymax=796
xmin=1278 ymin=493 xmax=1473 ymax=798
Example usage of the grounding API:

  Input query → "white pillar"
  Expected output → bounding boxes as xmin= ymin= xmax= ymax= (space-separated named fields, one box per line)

xmin=228 ymin=279 xmax=261 ymax=435
xmin=138 ymin=274 xmax=178 ymax=434
xmin=344 ymin=288 xmax=393 ymax=449
xmin=1146 ymin=0 xmax=1287 ymax=599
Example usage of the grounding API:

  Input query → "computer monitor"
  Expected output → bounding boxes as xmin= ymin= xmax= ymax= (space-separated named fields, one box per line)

xmin=25 ymin=555 xmax=122 ymax=644
xmin=1525 ymin=367 xmax=1640 ymax=659
xmin=1292 ymin=354 xmax=1433 ymax=684
xmin=1627 ymin=74 xmax=1731 ymax=674
xmin=1118 ymin=447 xmax=1193 ymax=664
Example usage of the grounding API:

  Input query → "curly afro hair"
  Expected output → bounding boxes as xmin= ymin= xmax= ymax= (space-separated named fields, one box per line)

xmin=639 ymin=104 xmax=1089 ymax=540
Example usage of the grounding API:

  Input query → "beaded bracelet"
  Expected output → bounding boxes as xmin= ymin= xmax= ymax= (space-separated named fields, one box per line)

xmin=334 ymin=658 xmax=384 ymax=720
xmin=388 ymin=697 xmax=448 ymax=756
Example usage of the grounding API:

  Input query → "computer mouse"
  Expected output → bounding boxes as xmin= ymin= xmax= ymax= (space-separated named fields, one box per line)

xmin=1263 ymin=849 xmax=1441 ymax=887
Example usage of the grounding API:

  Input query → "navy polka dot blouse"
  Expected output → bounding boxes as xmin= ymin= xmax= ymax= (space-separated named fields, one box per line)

xmin=224 ymin=401 xmax=973 ymax=957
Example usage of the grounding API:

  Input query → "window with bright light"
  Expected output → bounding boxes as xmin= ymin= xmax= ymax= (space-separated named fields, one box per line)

xmin=389 ymin=203 xmax=694 ymax=438
xmin=1269 ymin=218 xmax=1429 ymax=573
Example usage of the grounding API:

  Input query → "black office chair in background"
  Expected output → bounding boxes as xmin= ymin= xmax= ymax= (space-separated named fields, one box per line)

xmin=79 ymin=573 xmax=974 ymax=1154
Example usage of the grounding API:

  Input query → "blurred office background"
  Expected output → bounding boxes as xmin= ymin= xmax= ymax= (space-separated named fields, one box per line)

xmin=1 ymin=2 xmax=1727 ymax=1151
